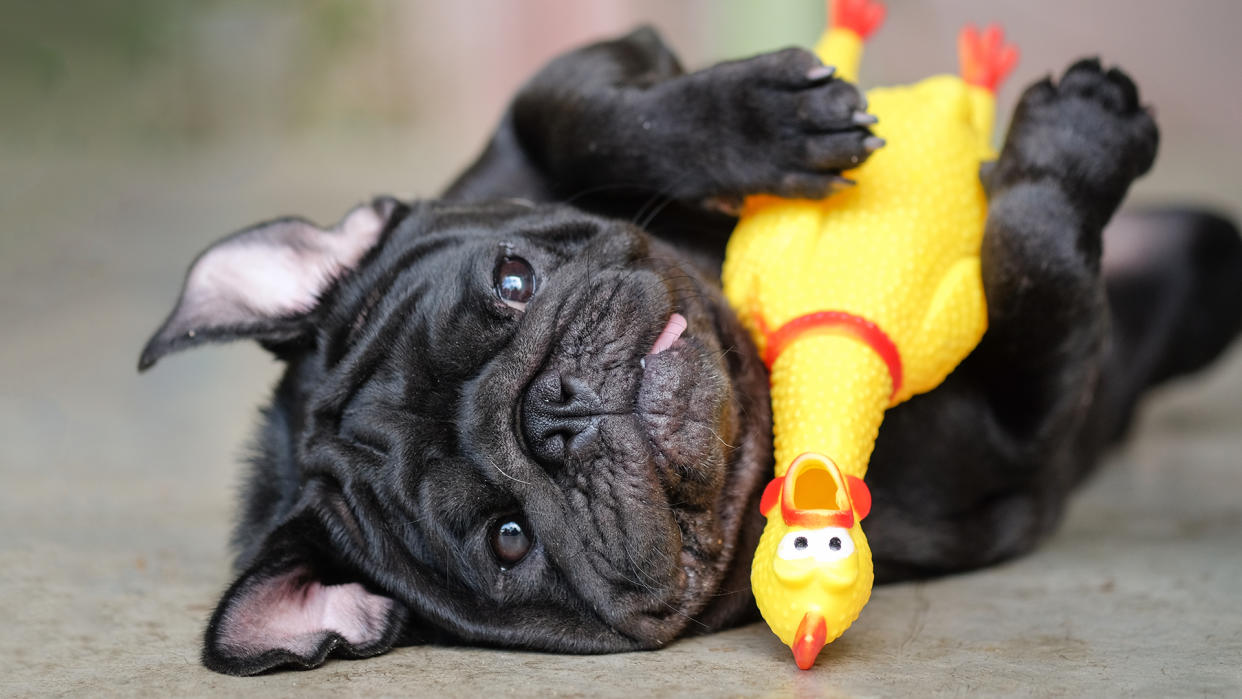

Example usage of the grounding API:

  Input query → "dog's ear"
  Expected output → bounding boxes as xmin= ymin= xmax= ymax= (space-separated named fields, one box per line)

xmin=138 ymin=197 xmax=403 ymax=371
xmin=202 ymin=480 xmax=407 ymax=676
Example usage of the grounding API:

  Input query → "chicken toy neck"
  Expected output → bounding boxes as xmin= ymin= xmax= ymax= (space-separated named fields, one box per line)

xmin=721 ymin=0 xmax=1017 ymax=669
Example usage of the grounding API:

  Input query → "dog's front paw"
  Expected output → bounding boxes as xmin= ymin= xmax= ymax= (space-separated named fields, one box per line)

xmin=690 ymin=47 xmax=880 ymax=201
xmin=998 ymin=59 xmax=1158 ymax=197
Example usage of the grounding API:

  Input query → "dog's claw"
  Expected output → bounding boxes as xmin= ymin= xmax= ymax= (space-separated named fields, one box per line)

xmin=829 ymin=175 xmax=856 ymax=193
xmin=702 ymin=194 xmax=744 ymax=217
xmin=806 ymin=65 xmax=837 ymax=82
xmin=863 ymin=136 xmax=886 ymax=152
xmin=852 ymin=111 xmax=878 ymax=126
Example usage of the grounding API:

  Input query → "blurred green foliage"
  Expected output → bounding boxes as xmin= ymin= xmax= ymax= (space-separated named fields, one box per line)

xmin=0 ymin=0 xmax=376 ymax=148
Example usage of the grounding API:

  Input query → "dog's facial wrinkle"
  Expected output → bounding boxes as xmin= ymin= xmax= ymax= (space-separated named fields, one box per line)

xmin=271 ymin=203 xmax=770 ymax=651
xmin=436 ymin=236 xmax=694 ymax=633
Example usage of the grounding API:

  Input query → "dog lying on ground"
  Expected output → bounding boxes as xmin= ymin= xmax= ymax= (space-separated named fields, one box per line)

xmin=139 ymin=28 xmax=1242 ymax=675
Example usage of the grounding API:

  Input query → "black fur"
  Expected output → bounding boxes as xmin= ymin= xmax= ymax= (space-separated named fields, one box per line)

xmin=140 ymin=30 xmax=1242 ymax=675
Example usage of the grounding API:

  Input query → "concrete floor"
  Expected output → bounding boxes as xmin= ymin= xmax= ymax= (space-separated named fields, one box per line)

xmin=4 ymin=2 xmax=1242 ymax=696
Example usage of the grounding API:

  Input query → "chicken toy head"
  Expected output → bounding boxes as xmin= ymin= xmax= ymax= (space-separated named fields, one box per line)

xmin=751 ymin=452 xmax=874 ymax=669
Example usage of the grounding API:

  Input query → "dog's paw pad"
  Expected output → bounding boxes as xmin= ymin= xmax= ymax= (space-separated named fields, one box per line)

xmin=1058 ymin=58 xmax=1140 ymax=114
xmin=1005 ymin=59 xmax=1160 ymax=195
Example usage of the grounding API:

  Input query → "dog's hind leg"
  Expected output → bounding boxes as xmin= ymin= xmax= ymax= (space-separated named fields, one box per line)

xmin=969 ymin=60 xmax=1158 ymax=451
xmin=1092 ymin=208 xmax=1242 ymax=444
xmin=863 ymin=61 xmax=1160 ymax=580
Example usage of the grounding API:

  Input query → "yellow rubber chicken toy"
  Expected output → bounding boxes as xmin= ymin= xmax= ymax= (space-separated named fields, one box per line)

xmin=723 ymin=0 xmax=1018 ymax=669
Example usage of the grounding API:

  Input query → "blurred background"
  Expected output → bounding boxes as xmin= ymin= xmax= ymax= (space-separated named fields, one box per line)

xmin=3 ymin=1 xmax=1240 ymax=694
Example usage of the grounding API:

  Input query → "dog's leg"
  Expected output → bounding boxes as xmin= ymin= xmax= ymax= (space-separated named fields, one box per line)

xmin=863 ymin=60 xmax=1159 ymax=580
xmin=443 ymin=27 xmax=685 ymax=203
xmin=1088 ymin=208 xmax=1242 ymax=443
xmin=444 ymin=27 xmax=876 ymax=210
xmin=971 ymin=59 xmax=1158 ymax=445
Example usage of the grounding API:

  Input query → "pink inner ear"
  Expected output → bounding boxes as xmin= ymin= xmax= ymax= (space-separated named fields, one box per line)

xmin=188 ymin=239 xmax=341 ymax=319
xmin=181 ymin=202 xmax=388 ymax=329
xmin=217 ymin=566 xmax=393 ymax=657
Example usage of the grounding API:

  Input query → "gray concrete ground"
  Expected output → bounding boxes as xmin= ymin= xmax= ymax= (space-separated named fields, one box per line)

xmin=3 ymin=2 xmax=1241 ymax=696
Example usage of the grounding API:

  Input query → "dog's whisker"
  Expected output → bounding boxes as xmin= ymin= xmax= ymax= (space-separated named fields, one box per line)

xmin=486 ymin=454 xmax=531 ymax=486
xmin=622 ymin=545 xmax=710 ymax=629
xmin=558 ymin=181 xmax=657 ymax=206
xmin=704 ymin=425 xmax=737 ymax=450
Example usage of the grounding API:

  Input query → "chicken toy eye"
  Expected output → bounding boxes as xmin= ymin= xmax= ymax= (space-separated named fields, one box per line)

xmin=490 ymin=518 xmax=532 ymax=567
xmin=494 ymin=256 xmax=536 ymax=310
xmin=777 ymin=528 xmax=855 ymax=562
xmin=777 ymin=530 xmax=817 ymax=560
xmin=816 ymin=527 xmax=855 ymax=561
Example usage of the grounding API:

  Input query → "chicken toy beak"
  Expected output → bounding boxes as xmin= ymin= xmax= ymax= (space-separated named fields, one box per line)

xmin=792 ymin=611 xmax=829 ymax=670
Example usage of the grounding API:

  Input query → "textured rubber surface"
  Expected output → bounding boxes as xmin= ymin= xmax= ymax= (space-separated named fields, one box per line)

xmin=729 ymin=13 xmax=1005 ymax=666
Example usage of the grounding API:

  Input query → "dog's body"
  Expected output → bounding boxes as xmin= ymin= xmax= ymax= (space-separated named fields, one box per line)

xmin=140 ymin=29 xmax=1242 ymax=675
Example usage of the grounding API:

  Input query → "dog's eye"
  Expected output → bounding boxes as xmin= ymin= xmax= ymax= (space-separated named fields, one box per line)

xmin=490 ymin=518 xmax=533 ymax=568
xmin=494 ymin=256 xmax=536 ymax=310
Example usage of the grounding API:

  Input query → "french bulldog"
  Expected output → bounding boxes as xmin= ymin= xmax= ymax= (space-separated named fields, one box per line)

xmin=139 ymin=28 xmax=1242 ymax=675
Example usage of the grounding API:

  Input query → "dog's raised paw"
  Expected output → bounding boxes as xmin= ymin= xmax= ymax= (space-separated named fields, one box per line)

xmin=1002 ymin=58 xmax=1158 ymax=197
xmin=691 ymin=47 xmax=878 ymax=201
xmin=1059 ymin=58 xmax=1140 ymax=114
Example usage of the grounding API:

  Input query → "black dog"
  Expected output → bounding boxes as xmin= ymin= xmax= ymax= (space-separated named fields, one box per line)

xmin=139 ymin=29 xmax=1242 ymax=676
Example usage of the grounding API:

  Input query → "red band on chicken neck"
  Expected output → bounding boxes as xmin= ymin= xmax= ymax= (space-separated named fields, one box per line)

xmin=762 ymin=310 xmax=903 ymax=402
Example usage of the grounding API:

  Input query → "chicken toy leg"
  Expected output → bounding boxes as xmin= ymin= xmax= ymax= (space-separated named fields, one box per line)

xmin=724 ymin=0 xmax=1017 ymax=669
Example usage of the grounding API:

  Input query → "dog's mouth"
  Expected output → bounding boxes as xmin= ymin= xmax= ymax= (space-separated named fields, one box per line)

xmin=635 ymin=307 xmax=734 ymax=475
xmin=638 ymin=311 xmax=696 ymax=399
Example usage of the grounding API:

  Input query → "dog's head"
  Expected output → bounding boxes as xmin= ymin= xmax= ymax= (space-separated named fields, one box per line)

xmin=140 ymin=198 xmax=771 ymax=675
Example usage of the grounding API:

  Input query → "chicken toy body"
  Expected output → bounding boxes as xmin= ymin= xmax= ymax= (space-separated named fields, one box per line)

xmin=722 ymin=0 xmax=1018 ymax=669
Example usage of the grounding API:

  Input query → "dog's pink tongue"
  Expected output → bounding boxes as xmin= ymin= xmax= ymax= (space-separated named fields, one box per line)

xmin=649 ymin=313 xmax=687 ymax=355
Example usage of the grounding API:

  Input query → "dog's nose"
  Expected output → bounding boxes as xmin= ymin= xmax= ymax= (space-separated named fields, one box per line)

xmin=522 ymin=369 xmax=600 ymax=468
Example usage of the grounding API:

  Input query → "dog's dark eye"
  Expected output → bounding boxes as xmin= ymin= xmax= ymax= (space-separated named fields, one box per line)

xmin=490 ymin=518 xmax=532 ymax=567
xmin=494 ymin=256 xmax=536 ymax=310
